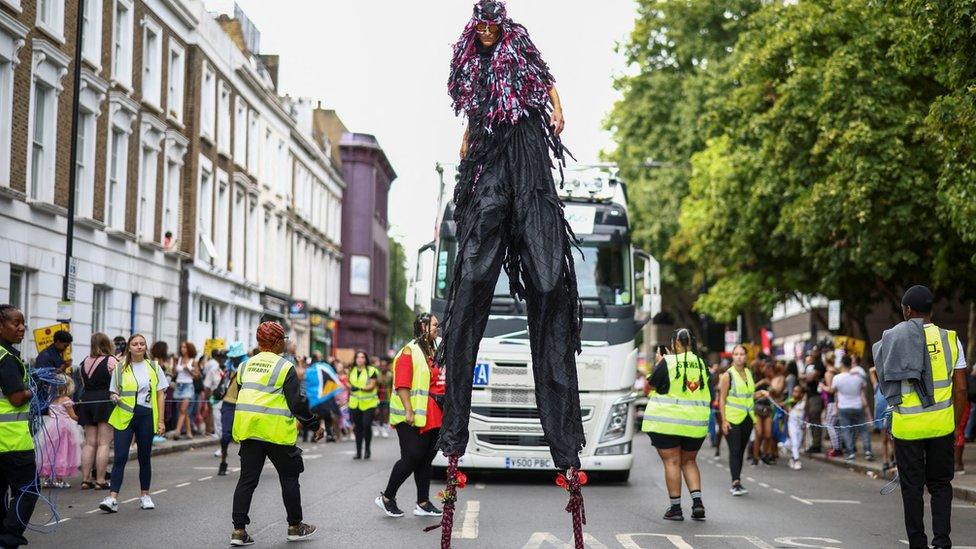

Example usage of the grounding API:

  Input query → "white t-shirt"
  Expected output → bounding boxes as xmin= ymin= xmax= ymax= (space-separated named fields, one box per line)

xmin=832 ymin=371 xmax=865 ymax=410
xmin=175 ymin=358 xmax=196 ymax=384
xmin=203 ymin=359 xmax=222 ymax=390
xmin=111 ymin=360 xmax=170 ymax=409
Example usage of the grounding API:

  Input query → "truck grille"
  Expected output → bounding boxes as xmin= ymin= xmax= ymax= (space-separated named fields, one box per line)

xmin=471 ymin=406 xmax=593 ymax=421
xmin=477 ymin=434 xmax=550 ymax=447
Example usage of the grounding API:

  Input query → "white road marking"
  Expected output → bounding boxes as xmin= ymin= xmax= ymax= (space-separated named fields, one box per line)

xmin=193 ymin=466 xmax=217 ymax=470
xmin=305 ymin=454 xmax=322 ymax=460
xmin=150 ymin=489 xmax=167 ymax=495
xmin=475 ymin=483 xmax=486 ymax=490
xmin=121 ymin=497 xmax=138 ymax=503
xmin=746 ymin=476 xmax=756 ymax=482
xmin=523 ymin=532 xmax=609 ymax=548
xmin=617 ymin=533 xmax=693 ymax=549
xmin=231 ymin=467 xmax=241 ymax=472
xmin=44 ymin=517 xmax=70 ymax=526
xmin=455 ymin=500 xmax=479 ymax=539
xmin=697 ymin=534 xmax=774 ymax=548
xmin=759 ymin=482 xmax=770 ymax=488
xmin=807 ymin=499 xmax=860 ymax=504
xmin=774 ymin=537 xmax=842 ymax=548
xmin=197 ymin=476 xmax=212 ymax=481
xmin=85 ymin=509 xmax=100 ymax=514
xmin=790 ymin=495 xmax=813 ymax=505
xmin=773 ymin=488 xmax=785 ymax=494
xmin=175 ymin=482 xmax=191 ymax=487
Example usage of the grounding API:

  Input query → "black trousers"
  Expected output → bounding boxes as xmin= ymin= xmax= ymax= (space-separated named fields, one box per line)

xmin=350 ymin=407 xmax=375 ymax=456
xmin=438 ymin=132 xmax=584 ymax=469
xmin=805 ymin=396 xmax=824 ymax=449
xmin=726 ymin=416 xmax=754 ymax=483
xmin=232 ymin=439 xmax=304 ymax=529
xmin=384 ymin=424 xmax=439 ymax=504
xmin=0 ymin=450 xmax=37 ymax=547
xmin=894 ymin=434 xmax=954 ymax=549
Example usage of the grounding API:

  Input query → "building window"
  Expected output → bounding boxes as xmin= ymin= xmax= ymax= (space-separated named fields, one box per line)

xmin=81 ymin=0 xmax=102 ymax=68
xmin=152 ymin=298 xmax=164 ymax=343
xmin=246 ymin=110 xmax=258 ymax=174
xmin=245 ymin=198 xmax=257 ymax=280
xmin=138 ymin=144 xmax=158 ymax=239
xmin=166 ymin=41 xmax=184 ymax=122
xmin=200 ymin=64 xmax=215 ymax=140
xmin=29 ymin=82 xmax=53 ymax=201
xmin=141 ymin=18 xmax=162 ymax=108
xmin=162 ymin=158 xmax=179 ymax=246
xmin=8 ymin=267 xmax=28 ymax=316
xmin=111 ymin=0 xmax=134 ymax=89
xmin=262 ymin=128 xmax=273 ymax=186
xmin=35 ymin=0 xmax=64 ymax=43
xmin=231 ymin=187 xmax=245 ymax=274
xmin=197 ymin=157 xmax=216 ymax=263
xmin=74 ymin=111 xmax=96 ymax=217
xmin=106 ymin=128 xmax=127 ymax=230
xmin=218 ymin=82 xmax=231 ymax=155
xmin=0 ymin=13 xmax=27 ymax=187
xmin=234 ymin=97 xmax=246 ymax=163
xmin=92 ymin=286 xmax=108 ymax=333
xmin=198 ymin=298 xmax=218 ymax=339
xmin=350 ymin=255 xmax=371 ymax=295
xmin=215 ymin=172 xmax=229 ymax=268
xmin=129 ymin=292 xmax=138 ymax=335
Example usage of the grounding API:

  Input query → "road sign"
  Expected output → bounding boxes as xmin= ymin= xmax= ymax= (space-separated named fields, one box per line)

xmin=828 ymin=300 xmax=841 ymax=331
xmin=56 ymin=300 xmax=73 ymax=322
xmin=203 ymin=338 xmax=226 ymax=358
xmin=33 ymin=323 xmax=71 ymax=362
xmin=66 ymin=258 xmax=78 ymax=301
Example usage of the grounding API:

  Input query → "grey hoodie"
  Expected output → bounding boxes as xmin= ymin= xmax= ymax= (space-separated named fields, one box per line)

xmin=875 ymin=318 xmax=934 ymax=408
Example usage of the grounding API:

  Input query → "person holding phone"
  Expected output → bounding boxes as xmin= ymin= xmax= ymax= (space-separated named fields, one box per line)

xmin=99 ymin=334 xmax=169 ymax=513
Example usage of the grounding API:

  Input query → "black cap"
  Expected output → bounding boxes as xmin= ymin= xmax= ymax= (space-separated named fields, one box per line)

xmin=901 ymin=285 xmax=934 ymax=314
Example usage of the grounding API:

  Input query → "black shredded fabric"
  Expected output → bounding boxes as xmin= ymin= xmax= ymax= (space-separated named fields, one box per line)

xmin=436 ymin=42 xmax=585 ymax=470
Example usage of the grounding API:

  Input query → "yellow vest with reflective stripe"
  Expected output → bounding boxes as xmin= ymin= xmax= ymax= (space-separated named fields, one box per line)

xmin=349 ymin=366 xmax=379 ymax=411
xmin=724 ymin=366 xmax=755 ymax=425
xmin=891 ymin=325 xmax=958 ymax=441
xmin=389 ymin=342 xmax=430 ymax=427
xmin=233 ymin=352 xmax=297 ymax=445
xmin=0 ymin=347 xmax=33 ymax=452
xmin=642 ymin=353 xmax=711 ymax=437
xmin=108 ymin=361 xmax=160 ymax=431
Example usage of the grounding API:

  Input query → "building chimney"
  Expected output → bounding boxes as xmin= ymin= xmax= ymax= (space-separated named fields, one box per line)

xmin=258 ymin=54 xmax=280 ymax=91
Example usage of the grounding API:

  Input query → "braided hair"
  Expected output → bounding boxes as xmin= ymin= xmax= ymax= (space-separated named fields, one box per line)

xmin=670 ymin=328 xmax=707 ymax=393
xmin=413 ymin=313 xmax=437 ymax=362
xmin=0 ymin=304 xmax=19 ymax=323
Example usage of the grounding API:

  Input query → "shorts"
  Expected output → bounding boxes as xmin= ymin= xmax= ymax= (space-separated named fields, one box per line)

xmin=174 ymin=382 xmax=195 ymax=401
xmin=648 ymin=432 xmax=706 ymax=452
xmin=313 ymin=399 xmax=341 ymax=421
xmin=874 ymin=388 xmax=891 ymax=431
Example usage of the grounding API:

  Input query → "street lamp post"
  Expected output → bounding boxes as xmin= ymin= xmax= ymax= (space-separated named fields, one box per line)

xmin=62 ymin=0 xmax=86 ymax=307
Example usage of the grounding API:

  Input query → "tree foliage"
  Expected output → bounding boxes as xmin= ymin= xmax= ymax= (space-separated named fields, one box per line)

xmin=388 ymin=237 xmax=412 ymax=349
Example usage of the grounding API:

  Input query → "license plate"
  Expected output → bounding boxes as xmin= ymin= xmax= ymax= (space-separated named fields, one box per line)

xmin=504 ymin=457 xmax=553 ymax=469
xmin=473 ymin=362 xmax=490 ymax=387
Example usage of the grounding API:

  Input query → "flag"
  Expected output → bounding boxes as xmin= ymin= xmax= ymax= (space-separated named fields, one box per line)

xmin=307 ymin=361 xmax=343 ymax=409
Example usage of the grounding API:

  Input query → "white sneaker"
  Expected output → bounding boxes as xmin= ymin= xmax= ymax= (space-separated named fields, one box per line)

xmin=214 ymin=448 xmax=222 ymax=457
xmin=99 ymin=496 xmax=118 ymax=513
xmin=381 ymin=428 xmax=389 ymax=439
xmin=372 ymin=427 xmax=380 ymax=437
xmin=140 ymin=495 xmax=155 ymax=510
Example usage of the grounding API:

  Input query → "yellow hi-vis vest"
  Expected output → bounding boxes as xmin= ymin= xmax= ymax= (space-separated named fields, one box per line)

xmin=389 ymin=341 xmax=430 ymax=428
xmin=891 ymin=325 xmax=958 ymax=441
xmin=642 ymin=352 xmax=711 ymax=438
xmin=233 ymin=352 xmax=297 ymax=445
xmin=348 ymin=366 xmax=379 ymax=411
xmin=724 ymin=366 xmax=756 ymax=425
xmin=108 ymin=361 xmax=160 ymax=431
xmin=0 ymin=346 xmax=33 ymax=452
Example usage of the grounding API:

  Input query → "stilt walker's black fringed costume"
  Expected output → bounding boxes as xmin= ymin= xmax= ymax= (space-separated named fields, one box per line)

xmin=437 ymin=0 xmax=585 ymax=472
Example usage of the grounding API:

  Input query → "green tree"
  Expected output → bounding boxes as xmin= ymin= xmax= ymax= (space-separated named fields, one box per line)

xmin=605 ymin=0 xmax=760 ymax=335
xmin=674 ymin=0 xmax=951 ymax=342
xmin=388 ymin=237 xmax=412 ymax=349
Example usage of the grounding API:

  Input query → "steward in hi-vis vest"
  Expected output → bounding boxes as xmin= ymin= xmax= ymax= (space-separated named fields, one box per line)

xmin=230 ymin=321 xmax=323 ymax=547
xmin=644 ymin=328 xmax=711 ymax=523
xmin=877 ymin=285 xmax=969 ymax=549
xmin=0 ymin=305 xmax=38 ymax=547
xmin=348 ymin=352 xmax=380 ymax=460
xmin=718 ymin=344 xmax=766 ymax=496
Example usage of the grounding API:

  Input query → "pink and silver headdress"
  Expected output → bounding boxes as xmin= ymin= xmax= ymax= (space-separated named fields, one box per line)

xmin=448 ymin=0 xmax=556 ymax=128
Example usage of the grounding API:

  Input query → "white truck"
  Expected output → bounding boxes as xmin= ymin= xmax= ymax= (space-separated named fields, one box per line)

xmin=419 ymin=168 xmax=660 ymax=481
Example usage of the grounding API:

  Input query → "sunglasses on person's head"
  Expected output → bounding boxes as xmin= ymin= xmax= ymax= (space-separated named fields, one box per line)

xmin=475 ymin=22 xmax=499 ymax=33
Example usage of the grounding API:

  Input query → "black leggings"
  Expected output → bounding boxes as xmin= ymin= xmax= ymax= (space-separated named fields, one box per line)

xmin=350 ymin=407 xmax=375 ymax=456
xmin=110 ymin=405 xmax=154 ymax=492
xmin=384 ymin=424 xmax=439 ymax=504
xmin=726 ymin=415 xmax=754 ymax=484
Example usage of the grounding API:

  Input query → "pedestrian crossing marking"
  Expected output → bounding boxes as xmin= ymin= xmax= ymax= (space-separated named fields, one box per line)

xmin=455 ymin=500 xmax=479 ymax=539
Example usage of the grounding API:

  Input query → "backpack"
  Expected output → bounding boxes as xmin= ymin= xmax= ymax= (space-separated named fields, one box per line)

xmin=213 ymin=371 xmax=235 ymax=401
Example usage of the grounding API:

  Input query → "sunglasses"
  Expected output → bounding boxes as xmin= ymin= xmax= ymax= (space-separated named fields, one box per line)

xmin=475 ymin=22 xmax=499 ymax=34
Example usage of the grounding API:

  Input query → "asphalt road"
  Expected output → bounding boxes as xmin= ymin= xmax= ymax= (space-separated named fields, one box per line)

xmin=19 ymin=433 xmax=976 ymax=548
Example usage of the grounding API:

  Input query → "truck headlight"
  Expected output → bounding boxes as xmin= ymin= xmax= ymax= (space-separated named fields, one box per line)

xmin=600 ymin=401 xmax=630 ymax=443
xmin=595 ymin=441 xmax=631 ymax=456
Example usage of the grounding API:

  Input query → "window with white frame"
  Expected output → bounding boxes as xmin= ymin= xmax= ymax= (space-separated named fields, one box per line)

xmin=8 ymin=266 xmax=29 ymax=317
xmin=141 ymin=17 xmax=162 ymax=108
xmin=197 ymin=158 xmax=214 ymax=262
xmin=200 ymin=63 xmax=215 ymax=140
xmin=152 ymin=298 xmax=165 ymax=343
xmin=105 ymin=92 xmax=137 ymax=230
xmin=218 ymin=82 xmax=231 ymax=155
xmin=231 ymin=187 xmax=245 ymax=274
xmin=215 ymin=172 xmax=229 ymax=268
xmin=234 ymin=97 xmax=246 ymax=163
xmin=262 ymin=128 xmax=273 ymax=185
xmin=28 ymin=82 xmax=53 ymax=201
xmin=35 ymin=0 xmax=64 ymax=43
xmin=81 ymin=0 xmax=102 ymax=68
xmin=166 ymin=41 xmax=184 ymax=122
xmin=246 ymin=110 xmax=258 ymax=174
xmin=138 ymin=143 xmax=158 ymax=239
xmin=161 ymin=131 xmax=186 ymax=247
xmin=92 ymin=285 xmax=108 ymax=333
xmin=74 ymin=111 xmax=95 ymax=217
xmin=0 ymin=13 xmax=27 ymax=187
xmin=245 ymin=197 xmax=257 ymax=281
xmin=277 ymin=139 xmax=288 ymax=196
xmin=111 ymin=0 xmax=134 ymax=89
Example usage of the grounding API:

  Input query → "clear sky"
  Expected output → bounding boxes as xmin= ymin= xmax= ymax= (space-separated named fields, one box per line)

xmin=204 ymin=0 xmax=636 ymax=287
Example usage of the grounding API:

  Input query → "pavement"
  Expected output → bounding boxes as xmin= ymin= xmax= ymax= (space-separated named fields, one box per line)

xmin=17 ymin=432 xmax=976 ymax=548
xmin=807 ymin=431 xmax=976 ymax=502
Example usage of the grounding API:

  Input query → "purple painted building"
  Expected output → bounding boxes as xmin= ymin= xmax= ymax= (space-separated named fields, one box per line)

xmin=315 ymin=109 xmax=395 ymax=356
